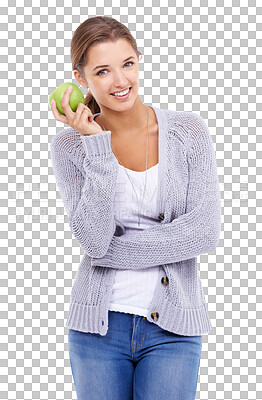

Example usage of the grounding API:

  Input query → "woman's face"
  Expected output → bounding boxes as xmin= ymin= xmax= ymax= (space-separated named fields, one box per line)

xmin=76 ymin=39 xmax=140 ymax=111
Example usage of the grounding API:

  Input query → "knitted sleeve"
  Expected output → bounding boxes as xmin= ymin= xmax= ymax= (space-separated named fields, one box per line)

xmin=91 ymin=112 xmax=221 ymax=270
xmin=50 ymin=128 xmax=119 ymax=258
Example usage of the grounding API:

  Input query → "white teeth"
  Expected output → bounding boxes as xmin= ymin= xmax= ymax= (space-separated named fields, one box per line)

xmin=112 ymin=88 xmax=130 ymax=96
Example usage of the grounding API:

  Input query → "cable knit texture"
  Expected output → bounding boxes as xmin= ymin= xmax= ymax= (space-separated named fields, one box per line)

xmin=50 ymin=106 xmax=221 ymax=336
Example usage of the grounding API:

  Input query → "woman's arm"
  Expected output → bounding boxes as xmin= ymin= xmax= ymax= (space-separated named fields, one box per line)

xmin=91 ymin=112 xmax=221 ymax=270
xmin=50 ymin=128 xmax=119 ymax=258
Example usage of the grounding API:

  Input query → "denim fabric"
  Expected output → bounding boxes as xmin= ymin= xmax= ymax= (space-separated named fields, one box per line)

xmin=68 ymin=310 xmax=202 ymax=400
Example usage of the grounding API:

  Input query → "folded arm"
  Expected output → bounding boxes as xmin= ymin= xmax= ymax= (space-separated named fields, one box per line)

xmin=91 ymin=113 xmax=221 ymax=270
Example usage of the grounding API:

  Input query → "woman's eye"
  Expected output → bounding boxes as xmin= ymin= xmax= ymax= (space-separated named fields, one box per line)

xmin=97 ymin=61 xmax=134 ymax=76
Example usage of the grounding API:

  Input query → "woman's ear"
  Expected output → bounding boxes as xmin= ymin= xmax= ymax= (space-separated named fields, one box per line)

xmin=73 ymin=69 xmax=89 ymax=89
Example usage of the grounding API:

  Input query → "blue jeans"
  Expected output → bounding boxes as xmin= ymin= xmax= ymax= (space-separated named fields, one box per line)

xmin=68 ymin=310 xmax=202 ymax=400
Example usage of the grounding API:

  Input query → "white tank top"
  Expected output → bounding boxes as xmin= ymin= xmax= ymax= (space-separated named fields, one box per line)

xmin=109 ymin=163 xmax=162 ymax=317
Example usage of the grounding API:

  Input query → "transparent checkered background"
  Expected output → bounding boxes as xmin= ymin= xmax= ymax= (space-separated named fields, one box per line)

xmin=0 ymin=1 xmax=261 ymax=399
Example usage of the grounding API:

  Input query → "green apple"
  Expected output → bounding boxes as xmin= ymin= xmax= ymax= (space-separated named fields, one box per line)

xmin=49 ymin=82 xmax=85 ymax=115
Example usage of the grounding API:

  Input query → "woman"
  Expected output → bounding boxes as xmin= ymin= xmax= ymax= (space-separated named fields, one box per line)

xmin=50 ymin=16 xmax=221 ymax=400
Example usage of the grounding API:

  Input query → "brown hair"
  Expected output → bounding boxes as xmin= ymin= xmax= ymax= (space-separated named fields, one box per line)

xmin=70 ymin=16 xmax=142 ymax=114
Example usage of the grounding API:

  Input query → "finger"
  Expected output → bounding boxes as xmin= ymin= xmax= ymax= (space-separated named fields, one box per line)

xmin=51 ymin=99 xmax=68 ymax=124
xmin=73 ymin=104 xmax=91 ymax=127
xmin=72 ymin=103 xmax=83 ymax=126
xmin=61 ymin=86 xmax=75 ymax=118
xmin=82 ymin=109 xmax=93 ymax=126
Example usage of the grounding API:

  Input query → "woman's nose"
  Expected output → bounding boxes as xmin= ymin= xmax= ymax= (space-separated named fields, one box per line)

xmin=112 ymin=72 xmax=129 ymax=86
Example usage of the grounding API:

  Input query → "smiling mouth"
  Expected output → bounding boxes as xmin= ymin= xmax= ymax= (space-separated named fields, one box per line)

xmin=110 ymin=87 xmax=131 ymax=96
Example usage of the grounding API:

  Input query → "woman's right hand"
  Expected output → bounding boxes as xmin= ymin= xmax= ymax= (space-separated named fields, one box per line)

xmin=50 ymin=86 xmax=104 ymax=136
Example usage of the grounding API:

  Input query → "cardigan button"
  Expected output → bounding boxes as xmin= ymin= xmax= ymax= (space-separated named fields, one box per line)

xmin=158 ymin=213 xmax=164 ymax=221
xmin=161 ymin=276 xmax=169 ymax=286
xmin=151 ymin=312 xmax=159 ymax=321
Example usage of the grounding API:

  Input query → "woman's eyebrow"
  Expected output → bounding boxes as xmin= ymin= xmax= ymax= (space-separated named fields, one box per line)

xmin=93 ymin=56 xmax=135 ymax=71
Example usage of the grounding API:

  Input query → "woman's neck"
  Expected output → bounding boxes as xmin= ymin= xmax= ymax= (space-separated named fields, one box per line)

xmin=98 ymin=103 xmax=155 ymax=140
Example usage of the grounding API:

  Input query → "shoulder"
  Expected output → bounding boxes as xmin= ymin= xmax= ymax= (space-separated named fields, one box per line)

xmin=165 ymin=109 xmax=215 ymax=162
xmin=169 ymin=110 xmax=212 ymax=142
xmin=50 ymin=127 xmax=84 ymax=160
xmin=164 ymin=109 xmax=210 ymax=150
xmin=165 ymin=109 xmax=208 ymax=133
xmin=50 ymin=127 xmax=80 ymax=151
xmin=182 ymin=113 xmax=215 ymax=165
xmin=182 ymin=112 xmax=210 ymax=137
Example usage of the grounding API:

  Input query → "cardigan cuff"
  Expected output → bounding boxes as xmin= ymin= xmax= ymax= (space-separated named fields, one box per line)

xmin=81 ymin=130 xmax=113 ymax=157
